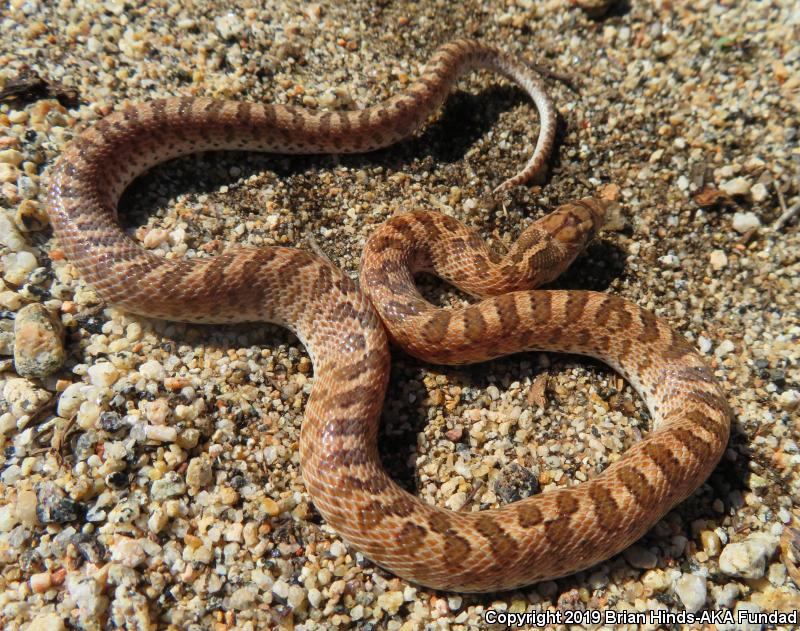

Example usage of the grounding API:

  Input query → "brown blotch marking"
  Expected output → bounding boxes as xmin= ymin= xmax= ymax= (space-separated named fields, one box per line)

xmin=528 ymin=293 xmax=552 ymax=324
xmin=151 ymin=100 xmax=168 ymax=126
xmin=475 ymin=515 xmax=519 ymax=559
xmin=588 ymin=483 xmax=619 ymax=531
xmin=427 ymin=511 xmax=453 ymax=535
xmin=597 ymin=335 xmax=611 ymax=352
xmin=637 ymin=309 xmax=661 ymax=343
xmin=332 ymin=348 xmax=388 ymax=383
xmin=369 ymin=234 xmax=406 ymax=254
xmin=424 ymin=310 xmax=452 ymax=345
xmin=516 ymin=502 xmax=543 ymax=528
xmin=328 ymin=448 xmax=370 ymax=467
xmin=617 ymin=465 xmax=655 ymax=507
xmin=317 ymin=111 xmax=333 ymax=139
xmin=385 ymin=495 xmax=416 ymax=518
xmin=662 ymin=328 xmax=696 ymax=360
xmin=495 ymin=294 xmax=520 ymax=334
xmin=671 ymin=427 xmax=711 ymax=461
xmin=684 ymin=409 xmax=726 ymax=442
xmin=685 ymin=389 xmax=730 ymax=416
xmin=389 ymin=217 xmax=416 ymax=241
xmin=357 ymin=500 xmax=386 ymax=529
xmin=398 ymin=521 xmax=428 ymax=549
xmin=236 ymin=101 xmax=252 ymax=126
xmin=315 ymin=264 xmax=334 ymax=296
xmin=335 ymin=384 xmax=375 ymax=410
xmin=565 ymin=292 xmax=590 ymax=322
xmin=463 ymin=308 xmax=487 ymax=343
xmin=334 ymin=111 xmax=352 ymax=137
xmin=413 ymin=213 xmax=442 ymax=239
xmin=342 ymin=475 xmax=389 ymax=494
xmin=643 ymin=442 xmax=679 ymax=477
xmin=543 ymin=492 xmax=579 ymax=542
xmin=443 ymin=533 xmax=471 ymax=565
xmin=358 ymin=109 xmax=372 ymax=130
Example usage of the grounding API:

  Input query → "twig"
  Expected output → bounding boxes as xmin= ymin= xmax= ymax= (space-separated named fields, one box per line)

xmin=528 ymin=61 xmax=579 ymax=92
xmin=773 ymin=200 xmax=800 ymax=231
xmin=775 ymin=181 xmax=788 ymax=215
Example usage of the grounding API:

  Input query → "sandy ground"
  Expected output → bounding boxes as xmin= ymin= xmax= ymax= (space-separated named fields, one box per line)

xmin=0 ymin=0 xmax=798 ymax=629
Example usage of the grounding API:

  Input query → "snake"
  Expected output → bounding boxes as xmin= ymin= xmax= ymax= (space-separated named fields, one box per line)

xmin=47 ymin=38 xmax=731 ymax=592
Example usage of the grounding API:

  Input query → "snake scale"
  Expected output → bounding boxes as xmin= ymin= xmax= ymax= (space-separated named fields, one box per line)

xmin=47 ymin=39 xmax=731 ymax=592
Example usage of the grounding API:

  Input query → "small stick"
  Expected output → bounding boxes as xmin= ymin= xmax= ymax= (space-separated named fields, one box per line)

xmin=773 ymin=200 xmax=800 ymax=231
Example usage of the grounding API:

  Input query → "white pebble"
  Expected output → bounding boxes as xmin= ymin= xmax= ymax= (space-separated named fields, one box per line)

xmin=138 ymin=359 xmax=165 ymax=381
xmin=2 ymin=250 xmax=38 ymax=284
xmin=709 ymin=250 xmax=728 ymax=270
xmin=698 ymin=336 xmax=713 ymax=354
xmin=0 ymin=149 xmax=24 ymax=166
xmin=145 ymin=425 xmax=177 ymax=442
xmin=110 ymin=537 xmax=146 ymax=567
xmin=731 ymin=211 xmax=761 ymax=233
xmin=721 ymin=177 xmax=751 ymax=196
xmin=58 ymin=382 xmax=86 ymax=418
xmin=718 ymin=533 xmax=779 ymax=579
xmin=658 ymin=253 xmax=680 ymax=269
xmin=751 ymin=182 xmax=769 ymax=202
xmin=715 ymin=340 xmax=735 ymax=358
xmin=674 ymin=574 xmax=707 ymax=613
xmin=87 ymin=362 xmax=119 ymax=387
xmin=777 ymin=390 xmax=799 ymax=411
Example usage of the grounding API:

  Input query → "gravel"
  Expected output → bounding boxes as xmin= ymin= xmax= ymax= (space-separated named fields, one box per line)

xmin=0 ymin=0 xmax=798 ymax=629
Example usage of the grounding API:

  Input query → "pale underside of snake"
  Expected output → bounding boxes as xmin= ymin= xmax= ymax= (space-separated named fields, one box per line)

xmin=47 ymin=39 xmax=731 ymax=592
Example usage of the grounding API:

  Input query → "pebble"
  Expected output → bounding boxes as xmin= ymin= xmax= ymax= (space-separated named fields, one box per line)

xmin=87 ymin=362 xmax=120 ymax=387
xmin=674 ymin=573 xmax=707 ymax=613
xmin=720 ymin=177 xmax=752 ymax=197
xmin=377 ymin=590 xmax=405 ymax=615
xmin=751 ymin=182 xmax=769 ymax=202
xmin=719 ymin=533 xmax=779 ymax=579
xmin=186 ymin=457 xmax=213 ymax=488
xmin=709 ymin=250 xmax=728 ymax=271
xmin=731 ymin=211 xmax=762 ymax=233
xmin=150 ymin=472 xmax=187 ymax=500
xmin=2 ymin=250 xmax=38 ymax=284
xmin=36 ymin=482 xmax=83 ymax=524
xmin=715 ymin=340 xmax=735 ymax=358
xmin=623 ymin=545 xmax=658 ymax=569
xmin=3 ymin=377 xmax=51 ymax=418
xmin=26 ymin=613 xmax=66 ymax=631
xmin=13 ymin=303 xmax=66 ymax=377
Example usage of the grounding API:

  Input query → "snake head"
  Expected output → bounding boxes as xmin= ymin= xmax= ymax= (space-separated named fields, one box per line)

xmin=540 ymin=197 xmax=608 ymax=250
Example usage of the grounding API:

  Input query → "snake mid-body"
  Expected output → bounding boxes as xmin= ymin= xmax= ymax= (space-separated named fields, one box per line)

xmin=47 ymin=39 xmax=731 ymax=592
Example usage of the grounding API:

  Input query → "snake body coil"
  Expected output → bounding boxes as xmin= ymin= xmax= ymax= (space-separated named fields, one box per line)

xmin=47 ymin=39 xmax=730 ymax=592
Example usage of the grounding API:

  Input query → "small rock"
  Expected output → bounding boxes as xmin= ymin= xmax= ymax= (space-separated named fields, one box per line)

xmin=150 ymin=472 xmax=186 ymax=500
xmin=731 ymin=212 xmax=761 ymax=233
xmin=2 ymin=250 xmax=37 ymax=284
xmin=0 ymin=148 xmax=24 ymax=166
xmin=493 ymin=463 xmax=540 ymax=504
xmin=700 ymin=530 xmax=722 ymax=557
xmin=777 ymin=390 xmax=799 ymax=411
xmin=715 ymin=340 xmax=735 ymax=358
xmin=674 ymin=574 xmax=706 ymax=613
xmin=26 ymin=613 xmax=66 ymax=631
xmin=709 ymin=250 xmax=728 ymax=271
xmin=30 ymin=571 xmax=53 ymax=593
xmin=36 ymin=481 xmax=84 ymax=524
xmin=110 ymin=537 xmax=146 ymax=567
xmin=145 ymin=424 xmax=176 ymax=442
xmin=3 ymin=377 xmax=51 ymax=418
xmin=18 ymin=489 xmax=39 ymax=527
xmin=698 ymin=336 xmax=713 ymax=354
xmin=623 ymin=545 xmax=658 ymax=569
xmin=720 ymin=177 xmax=751 ymax=197
xmin=186 ymin=457 xmax=213 ymax=488
xmin=377 ymin=590 xmax=405 ymax=615
xmin=87 ymin=362 xmax=119 ymax=387
xmin=13 ymin=303 xmax=66 ymax=377
xmin=719 ymin=533 xmax=779 ymax=579
xmin=751 ymin=182 xmax=769 ymax=202
xmin=230 ymin=586 xmax=257 ymax=610
xmin=658 ymin=253 xmax=680 ymax=269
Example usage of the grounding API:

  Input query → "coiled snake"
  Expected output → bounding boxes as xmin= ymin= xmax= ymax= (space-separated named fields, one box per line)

xmin=47 ymin=39 xmax=731 ymax=592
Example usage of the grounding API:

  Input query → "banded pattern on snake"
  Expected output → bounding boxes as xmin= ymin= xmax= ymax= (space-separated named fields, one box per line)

xmin=47 ymin=39 xmax=731 ymax=592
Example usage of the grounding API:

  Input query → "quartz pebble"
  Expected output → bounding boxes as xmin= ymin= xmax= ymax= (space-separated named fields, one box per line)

xmin=13 ymin=303 xmax=66 ymax=377
xmin=719 ymin=533 xmax=779 ymax=579
xmin=674 ymin=574 xmax=707 ymax=613
xmin=731 ymin=211 xmax=762 ymax=233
